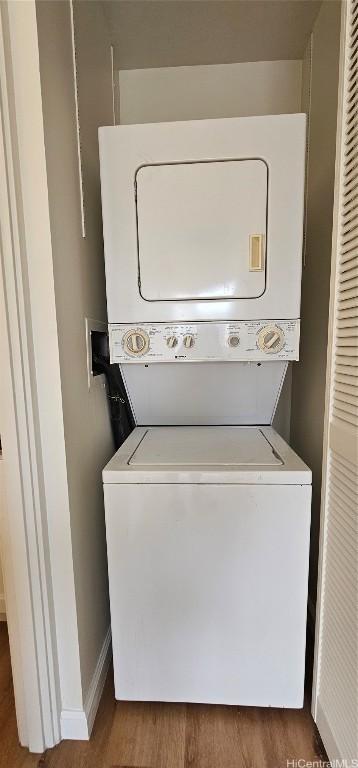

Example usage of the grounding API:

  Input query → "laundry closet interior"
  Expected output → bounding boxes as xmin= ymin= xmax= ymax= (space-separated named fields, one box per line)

xmin=32 ymin=0 xmax=343 ymax=752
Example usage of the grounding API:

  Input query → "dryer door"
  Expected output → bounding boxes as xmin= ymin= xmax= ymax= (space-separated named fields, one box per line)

xmin=136 ymin=160 xmax=267 ymax=302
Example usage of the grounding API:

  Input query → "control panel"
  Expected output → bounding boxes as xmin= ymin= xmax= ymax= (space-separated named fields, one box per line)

xmin=110 ymin=320 xmax=300 ymax=363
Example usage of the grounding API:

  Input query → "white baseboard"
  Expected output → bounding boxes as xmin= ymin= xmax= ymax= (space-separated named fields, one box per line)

xmin=84 ymin=625 xmax=112 ymax=736
xmin=0 ymin=593 xmax=6 ymax=621
xmin=60 ymin=626 xmax=112 ymax=740
xmin=60 ymin=709 xmax=90 ymax=741
xmin=315 ymin=699 xmax=341 ymax=763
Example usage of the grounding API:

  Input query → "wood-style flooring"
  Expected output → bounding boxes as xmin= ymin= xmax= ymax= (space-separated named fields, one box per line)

xmin=0 ymin=622 xmax=327 ymax=768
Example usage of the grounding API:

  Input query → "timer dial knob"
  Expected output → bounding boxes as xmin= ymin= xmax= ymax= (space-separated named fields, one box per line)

xmin=183 ymin=334 xmax=195 ymax=349
xmin=258 ymin=325 xmax=285 ymax=354
xmin=123 ymin=328 xmax=150 ymax=357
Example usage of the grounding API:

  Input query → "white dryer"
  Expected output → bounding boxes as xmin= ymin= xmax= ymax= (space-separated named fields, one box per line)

xmin=99 ymin=114 xmax=311 ymax=708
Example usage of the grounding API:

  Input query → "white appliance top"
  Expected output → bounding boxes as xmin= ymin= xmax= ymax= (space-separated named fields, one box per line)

xmin=129 ymin=426 xmax=282 ymax=467
xmin=103 ymin=426 xmax=312 ymax=485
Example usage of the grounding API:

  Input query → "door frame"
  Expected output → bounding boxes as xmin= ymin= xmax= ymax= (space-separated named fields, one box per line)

xmin=0 ymin=0 xmax=61 ymax=752
xmin=311 ymin=0 xmax=350 ymax=723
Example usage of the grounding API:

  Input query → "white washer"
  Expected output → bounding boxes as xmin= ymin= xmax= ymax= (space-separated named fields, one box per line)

xmin=103 ymin=426 xmax=311 ymax=708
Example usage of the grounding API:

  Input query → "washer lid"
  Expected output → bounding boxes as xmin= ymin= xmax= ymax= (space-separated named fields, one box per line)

xmin=129 ymin=427 xmax=282 ymax=467
xmin=103 ymin=426 xmax=312 ymax=484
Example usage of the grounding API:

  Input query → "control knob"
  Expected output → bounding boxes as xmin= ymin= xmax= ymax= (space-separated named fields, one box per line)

xmin=183 ymin=334 xmax=195 ymax=349
xmin=228 ymin=334 xmax=240 ymax=348
xmin=258 ymin=325 xmax=285 ymax=354
xmin=167 ymin=336 xmax=178 ymax=348
xmin=123 ymin=328 xmax=150 ymax=357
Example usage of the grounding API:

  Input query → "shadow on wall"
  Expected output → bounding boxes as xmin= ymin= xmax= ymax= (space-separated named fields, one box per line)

xmin=290 ymin=0 xmax=342 ymax=612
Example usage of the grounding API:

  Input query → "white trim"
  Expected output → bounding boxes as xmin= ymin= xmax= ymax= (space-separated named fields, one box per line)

xmin=110 ymin=44 xmax=116 ymax=125
xmin=302 ymin=31 xmax=313 ymax=269
xmin=61 ymin=627 xmax=112 ymax=740
xmin=0 ymin=1 xmax=60 ymax=751
xmin=69 ymin=0 xmax=86 ymax=238
xmin=0 ymin=0 xmax=81 ymax=751
xmin=60 ymin=710 xmax=90 ymax=742
xmin=315 ymin=700 xmax=341 ymax=764
xmin=85 ymin=626 xmax=112 ymax=736
xmin=0 ymin=2 xmax=112 ymax=751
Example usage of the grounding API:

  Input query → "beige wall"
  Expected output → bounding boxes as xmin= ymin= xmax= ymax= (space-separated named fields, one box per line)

xmin=106 ymin=1 xmax=321 ymax=70
xmin=36 ymin=0 xmax=114 ymax=706
xmin=119 ymin=59 xmax=302 ymax=124
xmin=290 ymin=0 xmax=341 ymax=607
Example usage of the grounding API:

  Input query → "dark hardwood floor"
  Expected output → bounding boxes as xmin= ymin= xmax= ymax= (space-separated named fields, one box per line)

xmin=0 ymin=623 xmax=39 ymax=768
xmin=0 ymin=622 xmax=326 ymax=768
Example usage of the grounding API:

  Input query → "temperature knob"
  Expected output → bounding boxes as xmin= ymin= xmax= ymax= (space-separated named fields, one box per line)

xmin=167 ymin=336 xmax=178 ymax=348
xmin=258 ymin=325 xmax=285 ymax=354
xmin=123 ymin=328 xmax=150 ymax=357
xmin=183 ymin=334 xmax=195 ymax=349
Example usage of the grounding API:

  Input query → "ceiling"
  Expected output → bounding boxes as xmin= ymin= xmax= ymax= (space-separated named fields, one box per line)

xmin=103 ymin=0 xmax=323 ymax=71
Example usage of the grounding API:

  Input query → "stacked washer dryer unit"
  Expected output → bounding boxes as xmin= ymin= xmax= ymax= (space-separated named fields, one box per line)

xmin=100 ymin=114 xmax=312 ymax=709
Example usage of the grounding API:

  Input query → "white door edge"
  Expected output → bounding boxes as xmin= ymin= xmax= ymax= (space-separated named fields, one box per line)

xmin=312 ymin=4 xmax=358 ymax=764
xmin=311 ymin=0 xmax=348 ymax=722
xmin=0 ymin=0 xmax=62 ymax=752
